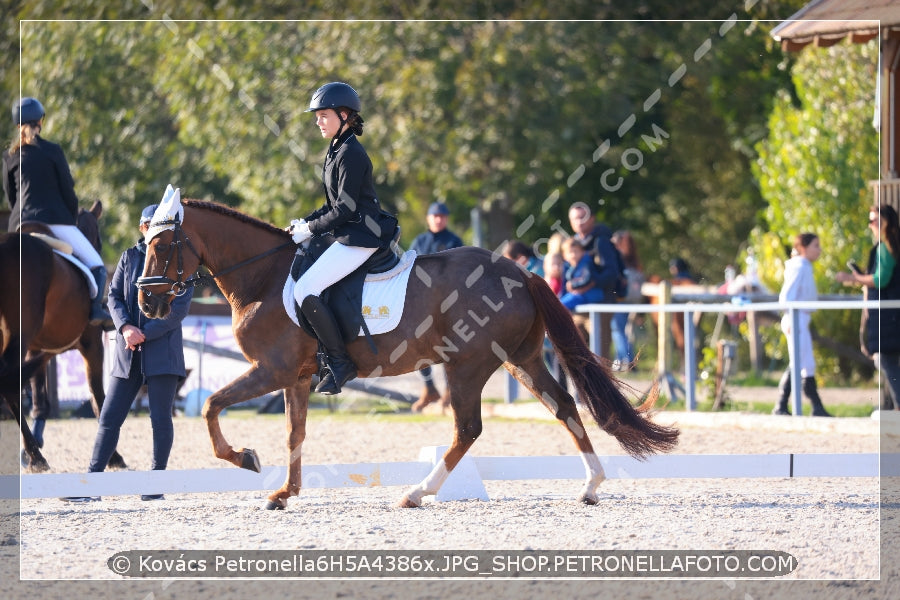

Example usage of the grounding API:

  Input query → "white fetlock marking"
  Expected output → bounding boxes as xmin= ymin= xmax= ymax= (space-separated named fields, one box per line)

xmin=405 ymin=459 xmax=450 ymax=505
xmin=579 ymin=452 xmax=605 ymax=501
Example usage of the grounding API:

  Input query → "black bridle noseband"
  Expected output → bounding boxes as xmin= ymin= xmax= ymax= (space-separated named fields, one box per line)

xmin=135 ymin=216 xmax=292 ymax=300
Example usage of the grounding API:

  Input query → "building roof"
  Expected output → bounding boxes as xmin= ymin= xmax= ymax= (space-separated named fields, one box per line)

xmin=771 ymin=0 xmax=900 ymax=51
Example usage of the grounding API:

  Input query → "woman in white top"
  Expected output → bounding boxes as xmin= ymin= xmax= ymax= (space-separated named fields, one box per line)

xmin=773 ymin=232 xmax=831 ymax=416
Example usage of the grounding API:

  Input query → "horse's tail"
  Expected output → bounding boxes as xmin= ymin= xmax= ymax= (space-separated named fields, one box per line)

xmin=523 ymin=274 xmax=679 ymax=458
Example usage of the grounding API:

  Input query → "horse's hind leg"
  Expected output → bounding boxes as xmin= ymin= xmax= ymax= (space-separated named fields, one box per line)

xmin=2 ymin=389 xmax=50 ymax=473
xmin=398 ymin=363 xmax=490 ymax=508
xmin=265 ymin=377 xmax=310 ymax=510
xmin=506 ymin=357 xmax=606 ymax=504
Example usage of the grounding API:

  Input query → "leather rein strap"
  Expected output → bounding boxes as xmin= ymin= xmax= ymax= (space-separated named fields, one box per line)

xmin=135 ymin=217 xmax=293 ymax=297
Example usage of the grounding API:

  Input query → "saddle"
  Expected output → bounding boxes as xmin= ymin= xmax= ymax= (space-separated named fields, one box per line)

xmin=18 ymin=222 xmax=99 ymax=298
xmin=19 ymin=222 xmax=74 ymax=254
xmin=290 ymin=230 xmax=402 ymax=347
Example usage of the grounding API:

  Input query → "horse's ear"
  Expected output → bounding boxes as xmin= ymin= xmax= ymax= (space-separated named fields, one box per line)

xmin=90 ymin=200 xmax=102 ymax=218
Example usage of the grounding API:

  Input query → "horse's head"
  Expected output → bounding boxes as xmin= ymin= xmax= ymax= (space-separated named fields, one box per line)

xmin=136 ymin=187 xmax=202 ymax=319
xmin=136 ymin=219 xmax=203 ymax=319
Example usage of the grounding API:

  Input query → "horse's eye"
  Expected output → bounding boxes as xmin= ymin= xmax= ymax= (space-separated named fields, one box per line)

xmin=155 ymin=243 xmax=170 ymax=252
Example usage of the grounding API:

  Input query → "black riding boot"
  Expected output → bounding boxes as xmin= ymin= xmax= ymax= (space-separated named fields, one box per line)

xmin=803 ymin=377 xmax=832 ymax=417
xmin=89 ymin=266 xmax=114 ymax=329
xmin=300 ymin=295 xmax=357 ymax=395
xmin=772 ymin=370 xmax=791 ymax=415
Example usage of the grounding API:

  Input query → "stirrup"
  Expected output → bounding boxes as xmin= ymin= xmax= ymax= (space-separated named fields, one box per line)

xmin=315 ymin=369 xmax=341 ymax=395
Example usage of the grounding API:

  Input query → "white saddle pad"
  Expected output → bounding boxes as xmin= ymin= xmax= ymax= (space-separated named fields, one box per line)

xmin=282 ymin=250 xmax=417 ymax=336
xmin=54 ymin=250 xmax=99 ymax=299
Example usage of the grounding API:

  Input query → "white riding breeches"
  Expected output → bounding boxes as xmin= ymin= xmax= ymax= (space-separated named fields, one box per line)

xmin=47 ymin=224 xmax=104 ymax=269
xmin=781 ymin=311 xmax=815 ymax=378
xmin=293 ymin=242 xmax=377 ymax=302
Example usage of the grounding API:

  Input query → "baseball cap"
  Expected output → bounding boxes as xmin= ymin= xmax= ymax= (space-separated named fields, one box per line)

xmin=140 ymin=204 xmax=159 ymax=225
xmin=427 ymin=202 xmax=450 ymax=216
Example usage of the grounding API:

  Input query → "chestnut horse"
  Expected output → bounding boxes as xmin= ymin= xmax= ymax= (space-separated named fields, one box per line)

xmin=137 ymin=199 xmax=679 ymax=509
xmin=0 ymin=201 xmax=125 ymax=471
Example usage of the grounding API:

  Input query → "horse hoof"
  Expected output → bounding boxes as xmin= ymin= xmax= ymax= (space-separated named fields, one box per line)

xmin=265 ymin=500 xmax=285 ymax=511
xmin=107 ymin=455 xmax=128 ymax=470
xmin=578 ymin=494 xmax=599 ymax=506
xmin=20 ymin=449 xmax=30 ymax=468
xmin=396 ymin=496 xmax=421 ymax=508
xmin=239 ymin=448 xmax=261 ymax=473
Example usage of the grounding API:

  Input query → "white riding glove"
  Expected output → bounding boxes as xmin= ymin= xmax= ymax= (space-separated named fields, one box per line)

xmin=289 ymin=219 xmax=312 ymax=244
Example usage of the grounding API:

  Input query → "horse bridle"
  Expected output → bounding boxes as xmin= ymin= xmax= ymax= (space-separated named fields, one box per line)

xmin=135 ymin=216 xmax=292 ymax=300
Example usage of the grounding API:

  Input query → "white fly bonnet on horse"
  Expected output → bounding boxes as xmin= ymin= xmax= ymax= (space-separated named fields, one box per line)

xmin=144 ymin=184 xmax=183 ymax=242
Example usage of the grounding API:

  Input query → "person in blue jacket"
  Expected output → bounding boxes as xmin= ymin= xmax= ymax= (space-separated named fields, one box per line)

xmin=409 ymin=201 xmax=464 ymax=411
xmin=559 ymin=237 xmax=606 ymax=312
xmin=409 ymin=201 xmax=463 ymax=255
xmin=63 ymin=204 xmax=193 ymax=502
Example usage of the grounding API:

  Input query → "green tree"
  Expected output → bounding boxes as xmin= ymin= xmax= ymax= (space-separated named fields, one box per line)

xmin=751 ymin=40 xmax=879 ymax=381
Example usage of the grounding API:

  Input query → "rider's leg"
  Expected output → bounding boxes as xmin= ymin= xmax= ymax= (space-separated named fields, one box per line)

xmin=293 ymin=243 xmax=377 ymax=395
xmin=47 ymin=224 xmax=112 ymax=327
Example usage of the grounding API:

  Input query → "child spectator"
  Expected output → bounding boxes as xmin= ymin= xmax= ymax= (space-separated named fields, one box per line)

xmin=559 ymin=237 xmax=605 ymax=312
xmin=543 ymin=251 xmax=564 ymax=296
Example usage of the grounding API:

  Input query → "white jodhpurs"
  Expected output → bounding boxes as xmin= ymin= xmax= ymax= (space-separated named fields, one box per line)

xmin=47 ymin=224 xmax=104 ymax=268
xmin=293 ymin=242 xmax=377 ymax=302
xmin=781 ymin=311 xmax=815 ymax=378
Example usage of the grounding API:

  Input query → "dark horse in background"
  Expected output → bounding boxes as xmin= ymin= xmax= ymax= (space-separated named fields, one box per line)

xmin=0 ymin=200 xmax=125 ymax=472
xmin=137 ymin=199 xmax=679 ymax=510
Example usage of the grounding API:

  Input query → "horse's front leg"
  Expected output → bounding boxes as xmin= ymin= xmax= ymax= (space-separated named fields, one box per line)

xmin=265 ymin=376 xmax=310 ymax=510
xmin=201 ymin=365 xmax=292 ymax=471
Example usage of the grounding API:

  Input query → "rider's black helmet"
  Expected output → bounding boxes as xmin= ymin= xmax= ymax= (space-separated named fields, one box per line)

xmin=12 ymin=97 xmax=45 ymax=125
xmin=305 ymin=82 xmax=361 ymax=113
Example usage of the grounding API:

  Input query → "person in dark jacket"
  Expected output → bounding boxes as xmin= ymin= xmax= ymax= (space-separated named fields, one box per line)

xmin=2 ymin=97 xmax=111 ymax=326
xmin=568 ymin=201 xmax=621 ymax=359
xmin=288 ymin=82 xmax=398 ymax=395
xmin=837 ymin=203 xmax=900 ymax=409
xmin=408 ymin=201 xmax=464 ymax=412
xmin=62 ymin=204 xmax=193 ymax=502
xmin=409 ymin=201 xmax=464 ymax=255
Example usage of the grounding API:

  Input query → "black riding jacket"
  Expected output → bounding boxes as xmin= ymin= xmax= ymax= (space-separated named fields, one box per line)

xmin=3 ymin=135 xmax=79 ymax=232
xmin=304 ymin=129 xmax=391 ymax=248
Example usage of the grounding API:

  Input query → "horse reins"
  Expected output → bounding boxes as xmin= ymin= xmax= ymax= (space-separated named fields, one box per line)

xmin=135 ymin=216 xmax=293 ymax=299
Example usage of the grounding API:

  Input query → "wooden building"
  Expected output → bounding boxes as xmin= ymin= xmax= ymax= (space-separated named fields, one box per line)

xmin=772 ymin=0 xmax=900 ymax=213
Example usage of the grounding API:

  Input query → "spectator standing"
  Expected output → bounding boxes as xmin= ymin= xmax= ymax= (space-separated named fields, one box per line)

xmin=62 ymin=203 xmax=194 ymax=502
xmin=409 ymin=201 xmax=463 ymax=254
xmin=668 ymin=257 xmax=696 ymax=283
xmin=611 ymin=230 xmax=645 ymax=370
xmin=409 ymin=201 xmax=463 ymax=411
xmin=836 ymin=204 xmax=900 ymax=409
xmin=568 ymin=202 xmax=621 ymax=359
xmin=773 ymin=233 xmax=831 ymax=417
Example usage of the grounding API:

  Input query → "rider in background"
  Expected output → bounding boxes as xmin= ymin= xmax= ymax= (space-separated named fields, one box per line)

xmin=2 ymin=97 xmax=112 ymax=327
xmin=289 ymin=82 xmax=398 ymax=395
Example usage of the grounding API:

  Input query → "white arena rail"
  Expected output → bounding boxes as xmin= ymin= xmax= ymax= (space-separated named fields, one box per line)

xmin=577 ymin=299 xmax=900 ymax=415
xmin=4 ymin=447 xmax=893 ymax=502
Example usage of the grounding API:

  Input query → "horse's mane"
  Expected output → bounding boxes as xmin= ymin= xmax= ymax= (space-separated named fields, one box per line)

xmin=183 ymin=199 xmax=289 ymax=237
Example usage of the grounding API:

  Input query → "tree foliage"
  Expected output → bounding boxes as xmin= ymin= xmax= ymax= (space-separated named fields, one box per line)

xmin=4 ymin=2 xmax=806 ymax=280
xmin=751 ymin=41 xmax=879 ymax=380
